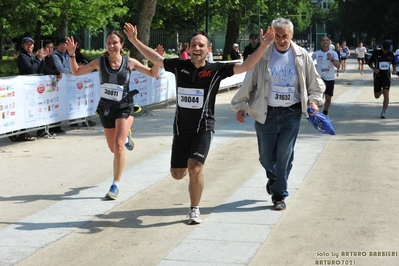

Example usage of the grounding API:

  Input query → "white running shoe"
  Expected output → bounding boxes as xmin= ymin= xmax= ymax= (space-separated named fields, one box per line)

xmin=105 ymin=184 xmax=119 ymax=200
xmin=187 ymin=207 xmax=202 ymax=225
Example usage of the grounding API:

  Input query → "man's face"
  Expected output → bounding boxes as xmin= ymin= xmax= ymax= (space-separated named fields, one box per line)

xmin=45 ymin=43 xmax=54 ymax=56
xmin=274 ymin=27 xmax=292 ymax=51
xmin=321 ymin=37 xmax=330 ymax=49
xmin=250 ymin=37 xmax=258 ymax=46
xmin=189 ymin=34 xmax=209 ymax=63
xmin=22 ymin=41 xmax=34 ymax=54
xmin=56 ymin=42 xmax=67 ymax=53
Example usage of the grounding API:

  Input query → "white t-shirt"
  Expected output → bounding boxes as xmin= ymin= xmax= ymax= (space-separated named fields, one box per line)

xmin=312 ymin=49 xmax=339 ymax=81
xmin=267 ymin=47 xmax=301 ymax=107
xmin=355 ymin=47 xmax=367 ymax=58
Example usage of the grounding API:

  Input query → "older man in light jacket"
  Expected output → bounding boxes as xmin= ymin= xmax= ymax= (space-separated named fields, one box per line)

xmin=231 ymin=17 xmax=325 ymax=210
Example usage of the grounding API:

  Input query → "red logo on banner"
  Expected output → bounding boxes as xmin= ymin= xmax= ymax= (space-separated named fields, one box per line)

xmin=77 ymin=81 xmax=83 ymax=89
xmin=37 ymin=84 xmax=45 ymax=94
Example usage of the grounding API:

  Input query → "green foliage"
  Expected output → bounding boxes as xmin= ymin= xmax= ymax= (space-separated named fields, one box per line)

xmin=0 ymin=57 xmax=19 ymax=77
xmin=0 ymin=51 xmax=178 ymax=77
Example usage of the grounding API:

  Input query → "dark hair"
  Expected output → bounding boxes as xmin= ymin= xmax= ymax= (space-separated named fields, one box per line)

xmin=43 ymin=39 xmax=53 ymax=47
xmin=189 ymin=31 xmax=211 ymax=46
xmin=104 ymin=30 xmax=125 ymax=56
xmin=55 ymin=37 xmax=67 ymax=46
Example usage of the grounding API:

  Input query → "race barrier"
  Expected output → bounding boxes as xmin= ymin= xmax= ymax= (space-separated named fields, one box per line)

xmin=0 ymin=65 xmax=245 ymax=138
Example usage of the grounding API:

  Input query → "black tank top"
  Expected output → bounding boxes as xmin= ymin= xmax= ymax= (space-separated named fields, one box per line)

xmin=100 ymin=55 xmax=131 ymax=94
xmin=98 ymin=56 xmax=139 ymax=114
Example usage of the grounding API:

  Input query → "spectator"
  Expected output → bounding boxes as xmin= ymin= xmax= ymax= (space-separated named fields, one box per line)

xmin=53 ymin=38 xmax=71 ymax=74
xmin=10 ymin=37 xmax=47 ymax=142
xmin=243 ymin=33 xmax=260 ymax=60
xmin=206 ymin=42 xmax=214 ymax=63
xmin=230 ymin=43 xmax=241 ymax=60
xmin=180 ymin=43 xmax=190 ymax=60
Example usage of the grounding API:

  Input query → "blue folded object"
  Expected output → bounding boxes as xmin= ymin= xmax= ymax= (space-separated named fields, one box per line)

xmin=307 ymin=106 xmax=336 ymax=135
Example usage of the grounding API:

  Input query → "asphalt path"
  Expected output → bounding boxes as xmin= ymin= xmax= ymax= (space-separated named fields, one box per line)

xmin=1 ymin=57 xmax=399 ymax=266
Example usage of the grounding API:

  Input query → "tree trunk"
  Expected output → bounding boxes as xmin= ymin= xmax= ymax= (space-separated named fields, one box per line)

xmin=223 ymin=12 xmax=241 ymax=61
xmin=131 ymin=0 xmax=157 ymax=64
xmin=35 ymin=20 xmax=42 ymax=52
xmin=0 ymin=35 xmax=3 ymax=60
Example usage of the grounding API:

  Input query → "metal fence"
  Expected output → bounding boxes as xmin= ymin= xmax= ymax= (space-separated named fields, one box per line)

xmin=76 ymin=27 xmax=312 ymax=57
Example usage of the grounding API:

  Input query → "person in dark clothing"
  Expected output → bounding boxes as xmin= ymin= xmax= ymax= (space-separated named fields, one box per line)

xmin=243 ymin=33 xmax=260 ymax=60
xmin=16 ymin=37 xmax=47 ymax=75
xmin=10 ymin=37 xmax=47 ymax=142
xmin=230 ymin=43 xmax=241 ymax=60
xmin=367 ymin=41 xmax=397 ymax=118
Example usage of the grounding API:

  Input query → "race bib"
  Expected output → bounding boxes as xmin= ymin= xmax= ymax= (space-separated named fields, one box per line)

xmin=379 ymin=62 xmax=390 ymax=71
xmin=100 ymin=83 xmax=124 ymax=101
xmin=177 ymin=87 xmax=204 ymax=109
xmin=269 ymin=86 xmax=295 ymax=106
xmin=341 ymin=52 xmax=347 ymax=57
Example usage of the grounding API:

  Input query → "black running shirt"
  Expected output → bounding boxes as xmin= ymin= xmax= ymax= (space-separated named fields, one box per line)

xmin=368 ymin=50 xmax=395 ymax=78
xmin=163 ymin=59 xmax=235 ymax=134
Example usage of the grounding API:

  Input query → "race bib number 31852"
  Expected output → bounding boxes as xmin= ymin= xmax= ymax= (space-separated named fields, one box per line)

xmin=177 ymin=87 xmax=204 ymax=109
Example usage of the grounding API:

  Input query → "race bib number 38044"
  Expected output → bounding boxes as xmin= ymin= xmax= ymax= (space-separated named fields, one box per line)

xmin=177 ymin=87 xmax=204 ymax=109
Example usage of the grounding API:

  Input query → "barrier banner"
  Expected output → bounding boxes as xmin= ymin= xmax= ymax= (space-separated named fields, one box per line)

xmin=0 ymin=67 xmax=244 ymax=136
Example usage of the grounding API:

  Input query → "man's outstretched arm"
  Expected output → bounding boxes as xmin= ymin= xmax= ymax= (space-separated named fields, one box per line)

xmin=124 ymin=23 xmax=164 ymax=67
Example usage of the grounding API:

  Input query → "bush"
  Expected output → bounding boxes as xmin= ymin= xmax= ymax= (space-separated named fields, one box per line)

xmin=0 ymin=55 xmax=19 ymax=77
xmin=0 ymin=50 xmax=179 ymax=77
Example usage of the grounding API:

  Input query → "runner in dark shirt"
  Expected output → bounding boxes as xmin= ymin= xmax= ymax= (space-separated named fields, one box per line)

xmin=367 ymin=41 xmax=397 ymax=118
xmin=124 ymin=22 xmax=275 ymax=224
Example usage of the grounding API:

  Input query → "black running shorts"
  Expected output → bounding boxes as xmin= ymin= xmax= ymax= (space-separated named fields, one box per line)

xmin=171 ymin=131 xmax=213 ymax=168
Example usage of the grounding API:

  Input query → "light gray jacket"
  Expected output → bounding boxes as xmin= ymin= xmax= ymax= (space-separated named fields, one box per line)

xmin=231 ymin=41 xmax=325 ymax=124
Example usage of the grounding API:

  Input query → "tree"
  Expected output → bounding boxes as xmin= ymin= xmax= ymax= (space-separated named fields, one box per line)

xmin=129 ymin=0 xmax=158 ymax=62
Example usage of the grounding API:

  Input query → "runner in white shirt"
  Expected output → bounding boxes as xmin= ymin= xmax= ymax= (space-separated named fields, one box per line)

xmin=312 ymin=36 xmax=340 ymax=120
xmin=355 ymin=42 xmax=367 ymax=74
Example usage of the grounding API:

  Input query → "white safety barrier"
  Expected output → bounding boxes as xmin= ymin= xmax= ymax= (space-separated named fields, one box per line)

xmin=0 ymin=66 xmax=245 ymax=137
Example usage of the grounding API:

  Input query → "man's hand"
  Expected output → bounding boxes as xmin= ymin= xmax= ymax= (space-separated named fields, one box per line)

xmin=259 ymin=26 xmax=275 ymax=48
xmin=308 ymin=102 xmax=319 ymax=115
xmin=236 ymin=110 xmax=246 ymax=123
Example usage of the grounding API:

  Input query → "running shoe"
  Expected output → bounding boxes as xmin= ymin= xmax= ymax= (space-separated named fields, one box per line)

xmin=105 ymin=184 xmax=119 ymax=200
xmin=380 ymin=111 xmax=385 ymax=119
xmin=125 ymin=129 xmax=135 ymax=151
xmin=360 ymin=71 xmax=363 ymax=75
xmin=187 ymin=207 xmax=202 ymax=224
xmin=272 ymin=195 xmax=286 ymax=211
xmin=134 ymin=105 xmax=143 ymax=115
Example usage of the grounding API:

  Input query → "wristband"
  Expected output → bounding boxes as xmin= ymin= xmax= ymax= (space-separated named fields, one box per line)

xmin=69 ymin=54 xmax=76 ymax=58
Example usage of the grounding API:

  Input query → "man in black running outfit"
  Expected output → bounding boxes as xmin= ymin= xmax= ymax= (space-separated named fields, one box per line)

xmin=124 ymin=22 xmax=275 ymax=224
xmin=367 ymin=41 xmax=397 ymax=119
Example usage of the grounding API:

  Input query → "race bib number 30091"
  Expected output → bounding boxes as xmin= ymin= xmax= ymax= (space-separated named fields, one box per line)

xmin=177 ymin=87 xmax=204 ymax=109
xmin=100 ymin=83 xmax=124 ymax=101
